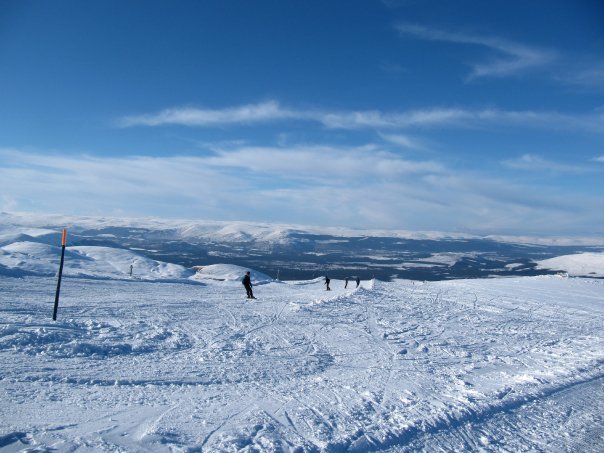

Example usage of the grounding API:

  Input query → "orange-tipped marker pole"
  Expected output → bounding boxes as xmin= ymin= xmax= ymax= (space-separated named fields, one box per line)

xmin=52 ymin=228 xmax=67 ymax=320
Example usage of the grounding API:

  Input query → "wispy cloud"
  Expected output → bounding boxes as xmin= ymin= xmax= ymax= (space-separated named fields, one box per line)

xmin=396 ymin=23 xmax=556 ymax=79
xmin=119 ymin=101 xmax=604 ymax=133
xmin=396 ymin=23 xmax=603 ymax=91
xmin=119 ymin=101 xmax=301 ymax=128
xmin=378 ymin=132 xmax=426 ymax=150
xmin=594 ymin=155 xmax=604 ymax=163
xmin=205 ymin=144 xmax=444 ymax=181
xmin=555 ymin=62 xmax=604 ymax=91
xmin=502 ymin=154 xmax=595 ymax=173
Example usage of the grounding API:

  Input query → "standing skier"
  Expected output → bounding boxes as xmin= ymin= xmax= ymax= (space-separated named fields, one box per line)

xmin=324 ymin=276 xmax=331 ymax=291
xmin=345 ymin=277 xmax=349 ymax=288
xmin=242 ymin=271 xmax=255 ymax=299
xmin=356 ymin=277 xmax=360 ymax=288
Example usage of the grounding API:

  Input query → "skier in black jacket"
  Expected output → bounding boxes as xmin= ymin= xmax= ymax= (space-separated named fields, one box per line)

xmin=242 ymin=271 xmax=255 ymax=299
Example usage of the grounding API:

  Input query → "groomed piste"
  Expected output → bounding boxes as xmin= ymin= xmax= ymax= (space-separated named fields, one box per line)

xmin=0 ymin=244 xmax=603 ymax=451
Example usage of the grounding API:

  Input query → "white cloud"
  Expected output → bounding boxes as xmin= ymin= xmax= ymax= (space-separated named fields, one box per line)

xmin=396 ymin=23 xmax=556 ymax=79
xmin=205 ymin=144 xmax=444 ymax=181
xmin=0 ymin=148 xmax=249 ymax=218
xmin=118 ymin=101 xmax=604 ymax=133
xmin=0 ymin=146 xmax=444 ymax=222
xmin=319 ymin=108 xmax=604 ymax=132
xmin=318 ymin=107 xmax=470 ymax=129
xmin=594 ymin=156 xmax=604 ymax=163
xmin=119 ymin=101 xmax=301 ymax=127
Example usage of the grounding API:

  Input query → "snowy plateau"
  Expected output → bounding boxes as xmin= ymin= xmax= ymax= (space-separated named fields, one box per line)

xmin=1 ymin=214 xmax=603 ymax=452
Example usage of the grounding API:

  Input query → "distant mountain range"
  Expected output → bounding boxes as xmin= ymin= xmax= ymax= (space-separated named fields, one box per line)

xmin=2 ymin=212 xmax=603 ymax=281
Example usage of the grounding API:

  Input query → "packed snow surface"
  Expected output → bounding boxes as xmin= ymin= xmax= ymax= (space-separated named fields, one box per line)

xmin=1 ymin=271 xmax=603 ymax=451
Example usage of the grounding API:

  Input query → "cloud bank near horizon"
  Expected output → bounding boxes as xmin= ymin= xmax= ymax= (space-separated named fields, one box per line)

xmin=1 ymin=147 xmax=602 ymax=236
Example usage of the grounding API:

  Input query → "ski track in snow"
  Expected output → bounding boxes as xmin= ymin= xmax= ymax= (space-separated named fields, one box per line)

xmin=0 ymin=275 xmax=603 ymax=451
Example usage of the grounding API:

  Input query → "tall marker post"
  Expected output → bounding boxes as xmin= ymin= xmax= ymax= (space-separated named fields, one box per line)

xmin=52 ymin=228 xmax=67 ymax=321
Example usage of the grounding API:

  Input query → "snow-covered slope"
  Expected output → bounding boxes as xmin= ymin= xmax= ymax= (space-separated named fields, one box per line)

xmin=0 ymin=241 xmax=193 ymax=280
xmin=537 ymin=252 xmax=604 ymax=278
xmin=0 ymin=274 xmax=602 ymax=451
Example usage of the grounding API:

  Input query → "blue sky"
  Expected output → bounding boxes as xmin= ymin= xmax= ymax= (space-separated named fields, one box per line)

xmin=1 ymin=0 xmax=603 ymax=236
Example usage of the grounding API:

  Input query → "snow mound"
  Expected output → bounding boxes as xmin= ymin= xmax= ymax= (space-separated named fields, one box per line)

xmin=0 ymin=241 xmax=193 ymax=280
xmin=1 ymin=241 xmax=67 ymax=276
xmin=192 ymin=263 xmax=272 ymax=283
xmin=536 ymin=252 xmax=604 ymax=277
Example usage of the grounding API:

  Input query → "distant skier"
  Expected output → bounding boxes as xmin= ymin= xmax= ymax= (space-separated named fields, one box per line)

xmin=324 ymin=276 xmax=331 ymax=291
xmin=356 ymin=277 xmax=360 ymax=288
xmin=345 ymin=278 xmax=349 ymax=288
xmin=242 ymin=271 xmax=255 ymax=299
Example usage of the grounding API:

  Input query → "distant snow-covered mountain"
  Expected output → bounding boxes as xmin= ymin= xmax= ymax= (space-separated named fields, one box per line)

xmin=1 ymin=212 xmax=603 ymax=280
xmin=7 ymin=211 xmax=604 ymax=245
